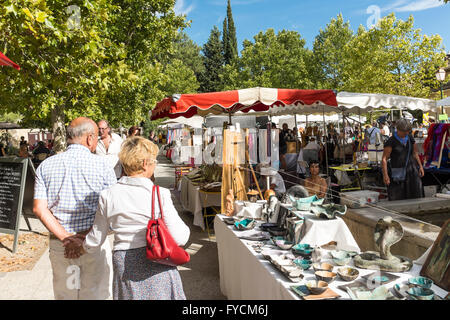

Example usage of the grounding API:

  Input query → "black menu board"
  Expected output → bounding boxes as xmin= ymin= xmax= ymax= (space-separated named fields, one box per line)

xmin=0 ymin=157 xmax=29 ymax=253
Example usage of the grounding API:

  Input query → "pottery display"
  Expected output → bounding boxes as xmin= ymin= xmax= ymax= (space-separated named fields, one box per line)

xmin=273 ymin=239 xmax=294 ymax=250
xmin=337 ymin=267 xmax=359 ymax=282
xmin=306 ymin=280 xmax=329 ymax=295
xmin=353 ymin=216 xmax=413 ymax=272
xmin=268 ymin=227 xmax=288 ymax=237
xmin=332 ymin=257 xmax=351 ymax=266
xmin=393 ymin=283 xmax=442 ymax=300
xmin=223 ymin=217 xmax=237 ymax=225
xmin=406 ymin=287 xmax=435 ymax=300
xmin=312 ymin=262 xmax=334 ymax=273
xmin=234 ymin=218 xmax=256 ymax=231
xmin=361 ymin=271 xmax=400 ymax=286
xmin=330 ymin=250 xmax=349 ymax=259
xmin=314 ymin=271 xmax=337 ymax=283
xmin=259 ymin=223 xmax=278 ymax=231
xmin=346 ymin=284 xmax=398 ymax=300
xmin=408 ymin=277 xmax=433 ymax=289
xmin=292 ymin=243 xmax=314 ymax=257
xmin=310 ymin=203 xmax=347 ymax=220
xmin=293 ymin=259 xmax=312 ymax=270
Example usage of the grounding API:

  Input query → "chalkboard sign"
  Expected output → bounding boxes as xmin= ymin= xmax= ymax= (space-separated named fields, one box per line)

xmin=0 ymin=157 xmax=34 ymax=253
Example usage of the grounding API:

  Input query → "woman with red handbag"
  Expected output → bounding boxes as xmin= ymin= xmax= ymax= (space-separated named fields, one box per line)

xmin=81 ymin=136 xmax=190 ymax=300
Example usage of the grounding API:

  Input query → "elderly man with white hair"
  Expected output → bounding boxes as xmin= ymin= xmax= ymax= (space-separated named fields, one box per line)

xmin=33 ymin=117 xmax=117 ymax=300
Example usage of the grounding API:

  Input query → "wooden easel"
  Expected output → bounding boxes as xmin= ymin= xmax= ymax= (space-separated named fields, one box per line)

xmin=221 ymin=126 xmax=248 ymax=214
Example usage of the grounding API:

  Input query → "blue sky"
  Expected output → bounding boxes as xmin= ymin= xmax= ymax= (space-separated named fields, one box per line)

xmin=174 ymin=0 xmax=450 ymax=52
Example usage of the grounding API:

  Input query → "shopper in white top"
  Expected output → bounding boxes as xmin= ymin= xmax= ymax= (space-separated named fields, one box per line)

xmin=83 ymin=136 xmax=190 ymax=300
xmin=96 ymin=119 xmax=124 ymax=179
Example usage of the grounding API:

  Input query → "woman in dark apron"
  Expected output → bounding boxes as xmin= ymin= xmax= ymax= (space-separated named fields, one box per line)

xmin=381 ymin=119 xmax=425 ymax=201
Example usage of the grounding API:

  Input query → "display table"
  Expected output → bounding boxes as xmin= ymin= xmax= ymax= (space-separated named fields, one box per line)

xmin=291 ymin=210 xmax=360 ymax=252
xmin=180 ymin=175 xmax=221 ymax=230
xmin=329 ymin=164 xmax=373 ymax=191
xmin=214 ymin=215 xmax=449 ymax=300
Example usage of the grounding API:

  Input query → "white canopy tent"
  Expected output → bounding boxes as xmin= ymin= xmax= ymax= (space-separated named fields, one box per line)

xmin=437 ymin=97 xmax=450 ymax=115
xmin=336 ymin=92 xmax=438 ymax=114
xmin=161 ymin=115 xmax=204 ymax=129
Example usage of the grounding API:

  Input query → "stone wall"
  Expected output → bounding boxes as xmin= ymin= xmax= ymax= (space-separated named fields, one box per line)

xmin=342 ymin=204 xmax=442 ymax=261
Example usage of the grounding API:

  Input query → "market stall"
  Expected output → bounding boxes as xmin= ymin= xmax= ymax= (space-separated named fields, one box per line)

xmin=214 ymin=214 xmax=449 ymax=300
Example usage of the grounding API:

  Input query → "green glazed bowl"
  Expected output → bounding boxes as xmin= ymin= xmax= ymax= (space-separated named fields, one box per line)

xmin=407 ymin=287 xmax=434 ymax=300
xmin=408 ymin=277 xmax=433 ymax=289
xmin=293 ymin=259 xmax=312 ymax=270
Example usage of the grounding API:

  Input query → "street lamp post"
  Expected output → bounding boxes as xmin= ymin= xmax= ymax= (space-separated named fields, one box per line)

xmin=436 ymin=68 xmax=446 ymax=115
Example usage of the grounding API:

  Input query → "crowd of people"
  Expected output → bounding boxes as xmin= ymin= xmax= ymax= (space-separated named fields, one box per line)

xmin=31 ymin=117 xmax=186 ymax=300
xmin=273 ymin=117 xmax=427 ymax=202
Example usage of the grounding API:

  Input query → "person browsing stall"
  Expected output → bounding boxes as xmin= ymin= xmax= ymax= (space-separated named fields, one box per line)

xmin=82 ymin=136 xmax=190 ymax=300
xmin=33 ymin=117 xmax=117 ymax=300
xmin=381 ymin=119 xmax=424 ymax=201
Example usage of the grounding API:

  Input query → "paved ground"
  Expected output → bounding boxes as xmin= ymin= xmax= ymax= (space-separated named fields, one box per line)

xmin=0 ymin=153 xmax=226 ymax=300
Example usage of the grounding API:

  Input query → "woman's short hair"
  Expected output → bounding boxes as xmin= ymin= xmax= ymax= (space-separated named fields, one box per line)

xmin=119 ymin=136 xmax=159 ymax=176
xmin=309 ymin=159 xmax=320 ymax=167
xmin=396 ymin=118 xmax=412 ymax=132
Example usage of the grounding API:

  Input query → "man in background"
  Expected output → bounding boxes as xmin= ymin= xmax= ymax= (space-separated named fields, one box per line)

xmin=96 ymin=119 xmax=123 ymax=179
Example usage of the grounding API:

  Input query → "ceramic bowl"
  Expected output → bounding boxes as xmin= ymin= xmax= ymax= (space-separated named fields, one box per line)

xmin=407 ymin=287 xmax=435 ymax=300
xmin=315 ymin=271 xmax=337 ymax=283
xmin=260 ymin=223 xmax=278 ymax=231
xmin=274 ymin=239 xmax=295 ymax=250
xmin=408 ymin=277 xmax=433 ymax=289
xmin=234 ymin=218 xmax=256 ymax=231
xmin=223 ymin=217 xmax=237 ymax=225
xmin=306 ymin=280 xmax=329 ymax=295
xmin=268 ymin=227 xmax=288 ymax=237
xmin=312 ymin=262 xmax=334 ymax=273
xmin=332 ymin=257 xmax=351 ymax=266
xmin=330 ymin=250 xmax=349 ymax=260
xmin=292 ymin=244 xmax=314 ymax=257
xmin=293 ymin=259 xmax=312 ymax=270
xmin=337 ymin=267 xmax=359 ymax=282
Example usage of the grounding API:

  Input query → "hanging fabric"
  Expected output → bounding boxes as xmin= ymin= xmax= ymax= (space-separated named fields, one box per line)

xmin=259 ymin=129 xmax=270 ymax=165
xmin=271 ymin=128 xmax=280 ymax=170
xmin=248 ymin=128 xmax=258 ymax=165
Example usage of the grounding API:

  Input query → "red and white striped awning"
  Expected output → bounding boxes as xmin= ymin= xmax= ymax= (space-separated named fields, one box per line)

xmin=150 ymin=87 xmax=338 ymax=120
xmin=0 ymin=51 xmax=20 ymax=70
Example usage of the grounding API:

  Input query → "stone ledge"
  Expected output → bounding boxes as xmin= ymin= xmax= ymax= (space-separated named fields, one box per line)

xmin=342 ymin=203 xmax=442 ymax=260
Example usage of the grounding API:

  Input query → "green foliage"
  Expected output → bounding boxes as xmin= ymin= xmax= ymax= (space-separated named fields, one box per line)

xmin=223 ymin=0 xmax=237 ymax=65
xmin=342 ymin=13 xmax=446 ymax=98
xmin=0 ymin=111 xmax=23 ymax=123
xmin=0 ymin=0 xmax=187 ymax=146
xmin=170 ymin=32 xmax=205 ymax=80
xmin=312 ymin=14 xmax=354 ymax=90
xmin=221 ymin=29 xmax=313 ymax=90
xmin=199 ymin=26 xmax=224 ymax=92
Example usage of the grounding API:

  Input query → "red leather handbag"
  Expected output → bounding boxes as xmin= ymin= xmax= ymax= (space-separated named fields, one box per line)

xmin=146 ymin=185 xmax=190 ymax=266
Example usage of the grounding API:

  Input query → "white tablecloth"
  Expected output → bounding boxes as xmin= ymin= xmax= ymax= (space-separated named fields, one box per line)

xmin=214 ymin=215 xmax=449 ymax=300
xmin=292 ymin=211 xmax=361 ymax=252
xmin=180 ymin=175 xmax=221 ymax=230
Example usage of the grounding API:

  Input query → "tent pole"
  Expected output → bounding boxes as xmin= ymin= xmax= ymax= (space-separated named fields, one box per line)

xmin=323 ymin=106 xmax=329 ymax=177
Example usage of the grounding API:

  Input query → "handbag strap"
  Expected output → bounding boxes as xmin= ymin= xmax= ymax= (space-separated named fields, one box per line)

xmin=404 ymin=136 xmax=411 ymax=169
xmin=156 ymin=185 xmax=164 ymax=219
xmin=151 ymin=185 xmax=164 ymax=220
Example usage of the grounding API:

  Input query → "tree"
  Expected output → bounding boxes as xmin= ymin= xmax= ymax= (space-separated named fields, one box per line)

xmin=312 ymin=14 xmax=354 ymax=90
xmin=223 ymin=0 xmax=237 ymax=64
xmin=342 ymin=13 xmax=446 ymax=98
xmin=199 ymin=26 xmax=224 ymax=92
xmin=0 ymin=0 xmax=186 ymax=151
xmin=221 ymin=29 xmax=313 ymax=90
xmin=170 ymin=32 xmax=205 ymax=81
